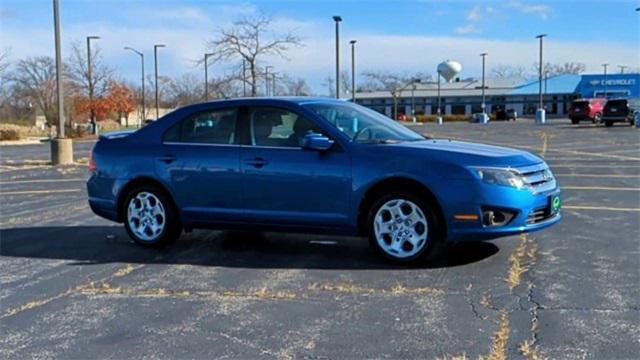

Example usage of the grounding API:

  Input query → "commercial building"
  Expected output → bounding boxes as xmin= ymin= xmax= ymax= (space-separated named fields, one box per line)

xmin=354 ymin=73 xmax=640 ymax=118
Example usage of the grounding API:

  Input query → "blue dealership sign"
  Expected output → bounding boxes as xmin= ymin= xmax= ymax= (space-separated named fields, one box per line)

xmin=578 ymin=74 xmax=640 ymax=99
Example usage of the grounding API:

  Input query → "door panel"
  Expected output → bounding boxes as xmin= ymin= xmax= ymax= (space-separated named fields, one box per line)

xmin=241 ymin=106 xmax=351 ymax=227
xmin=159 ymin=107 xmax=243 ymax=222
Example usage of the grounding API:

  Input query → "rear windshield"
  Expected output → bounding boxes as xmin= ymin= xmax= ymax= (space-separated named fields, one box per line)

xmin=572 ymin=101 xmax=588 ymax=108
xmin=606 ymin=100 xmax=627 ymax=107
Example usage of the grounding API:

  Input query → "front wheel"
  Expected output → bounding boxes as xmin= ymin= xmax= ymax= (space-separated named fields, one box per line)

xmin=123 ymin=185 xmax=181 ymax=247
xmin=367 ymin=193 xmax=438 ymax=263
xmin=605 ymin=121 xmax=613 ymax=127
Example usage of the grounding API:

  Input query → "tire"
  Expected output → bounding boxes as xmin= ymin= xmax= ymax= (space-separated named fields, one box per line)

xmin=571 ymin=118 xmax=579 ymax=125
xmin=366 ymin=192 xmax=439 ymax=263
xmin=605 ymin=121 xmax=613 ymax=127
xmin=123 ymin=184 xmax=181 ymax=247
xmin=593 ymin=112 xmax=602 ymax=124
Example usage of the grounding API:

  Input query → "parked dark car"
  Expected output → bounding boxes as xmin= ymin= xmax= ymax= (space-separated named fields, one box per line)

xmin=568 ymin=98 xmax=607 ymax=124
xmin=87 ymin=97 xmax=561 ymax=263
xmin=601 ymin=98 xmax=638 ymax=127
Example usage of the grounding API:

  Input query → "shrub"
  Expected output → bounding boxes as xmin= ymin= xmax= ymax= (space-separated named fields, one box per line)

xmin=0 ymin=129 xmax=21 ymax=141
xmin=415 ymin=114 xmax=470 ymax=123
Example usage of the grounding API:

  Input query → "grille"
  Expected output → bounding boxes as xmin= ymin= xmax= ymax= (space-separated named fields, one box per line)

xmin=516 ymin=163 xmax=556 ymax=194
xmin=527 ymin=206 xmax=553 ymax=224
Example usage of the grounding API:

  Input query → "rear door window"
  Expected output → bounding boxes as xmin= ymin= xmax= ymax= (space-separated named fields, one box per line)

xmin=164 ymin=108 xmax=238 ymax=144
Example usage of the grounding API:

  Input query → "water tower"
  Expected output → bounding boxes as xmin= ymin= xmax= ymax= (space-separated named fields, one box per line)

xmin=437 ymin=60 xmax=462 ymax=83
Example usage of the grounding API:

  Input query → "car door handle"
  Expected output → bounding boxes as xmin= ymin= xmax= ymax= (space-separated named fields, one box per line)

xmin=244 ymin=157 xmax=269 ymax=168
xmin=158 ymin=155 xmax=177 ymax=164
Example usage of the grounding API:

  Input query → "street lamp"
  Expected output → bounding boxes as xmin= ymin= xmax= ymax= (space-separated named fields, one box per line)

xmin=535 ymin=34 xmax=547 ymax=111
xmin=480 ymin=52 xmax=488 ymax=114
xmin=411 ymin=78 xmax=420 ymax=123
xmin=265 ymin=66 xmax=273 ymax=96
xmin=350 ymin=40 xmax=357 ymax=103
xmin=87 ymin=35 xmax=100 ymax=134
xmin=618 ymin=65 xmax=627 ymax=74
xmin=437 ymin=69 xmax=442 ymax=118
xmin=124 ymin=47 xmax=144 ymax=126
xmin=602 ymin=63 xmax=609 ymax=98
xmin=333 ymin=15 xmax=342 ymax=99
xmin=204 ymin=52 xmax=214 ymax=101
xmin=154 ymin=44 xmax=165 ymax=119
xmin=51 ymin=0 xmax=73 ymax=165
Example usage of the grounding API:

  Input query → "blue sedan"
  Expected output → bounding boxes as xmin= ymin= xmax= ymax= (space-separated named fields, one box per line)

xmin=87 ymin=97 xmax=561 ymax=263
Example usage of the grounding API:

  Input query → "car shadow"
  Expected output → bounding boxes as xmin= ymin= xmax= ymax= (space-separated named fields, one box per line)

xmin=0 ymin=226 xmax=499 ymax=270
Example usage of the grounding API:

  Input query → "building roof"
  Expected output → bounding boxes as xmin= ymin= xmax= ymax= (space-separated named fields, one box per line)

xmin=355 ymin=77 xmax=524 ymax=99
xmin=507 ymin=74 xmax=582 ymax=95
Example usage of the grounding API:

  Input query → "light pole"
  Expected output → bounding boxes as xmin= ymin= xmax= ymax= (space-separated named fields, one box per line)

xmin=154 ymin=44 xmax=165 ymax=119
xmin=204 ymin=52 xmax=214 ymax=101
xmin=87 ymin=35 xmax=100 ymax=134
xmin=265 ymin=66 xmax=273 ymax=96
xmin=411 ymin=79 xmax=420 ymax=123
xmin=618 ymin=65 xmax=627 ymax=74
xmin=124 ymin=47 xmax=144 ymax=126
xmin=51 ymin=0 xmax=73 ymax=164
xmin=350 ymin=40 xmax=356 ymax=103
xmin=333 ymin=16 xmax=342 ymax=99
xmin=480 ymin=52 xmax=487 ymax=114
xmin=437 ymin=70 xmax=442 ymax=118
xmin=602 ymin=63 xmax=609 ymax=98
xmin=536 ymin=34 xmax=547 ymax=111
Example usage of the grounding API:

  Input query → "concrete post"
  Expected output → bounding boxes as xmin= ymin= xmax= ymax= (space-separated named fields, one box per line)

xmin=51 ymin=138 xmax=74 ymax=165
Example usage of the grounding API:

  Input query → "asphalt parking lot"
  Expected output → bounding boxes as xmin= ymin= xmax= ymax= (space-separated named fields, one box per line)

xmin=1 ymin=120 xmax=638 ymax=359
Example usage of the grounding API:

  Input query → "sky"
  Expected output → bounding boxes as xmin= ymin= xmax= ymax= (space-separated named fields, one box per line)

xmin=1 ymin=0 xmax=639 ymax=94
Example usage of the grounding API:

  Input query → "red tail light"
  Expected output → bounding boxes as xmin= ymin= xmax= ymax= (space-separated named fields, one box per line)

xmin=88 ymin=152 xmax=97 ymax=172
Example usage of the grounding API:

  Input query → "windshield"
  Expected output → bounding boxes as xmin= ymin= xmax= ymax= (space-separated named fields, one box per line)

xmin=302 ymin=102 xmax=425 ymax=143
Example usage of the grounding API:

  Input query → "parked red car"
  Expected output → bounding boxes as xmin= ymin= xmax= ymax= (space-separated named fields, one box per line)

xmin=568 ymin=98 xmax=607 ymax=124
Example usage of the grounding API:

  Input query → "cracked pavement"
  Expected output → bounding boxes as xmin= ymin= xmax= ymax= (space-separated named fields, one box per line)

xmin=1 ymin=121 xmax=638 ymax=359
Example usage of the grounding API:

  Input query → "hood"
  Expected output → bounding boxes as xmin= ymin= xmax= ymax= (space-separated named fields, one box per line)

xmin=389 ymin=139 xmax=542 ymax=167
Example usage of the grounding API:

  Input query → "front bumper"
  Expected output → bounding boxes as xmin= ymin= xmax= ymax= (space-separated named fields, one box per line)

xmin=444 ymin=182 xmax=562 ymax=242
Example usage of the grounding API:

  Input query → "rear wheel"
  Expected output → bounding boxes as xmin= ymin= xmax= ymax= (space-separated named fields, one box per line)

xmin=571 ymin=118 xmax=579 ymax=125
xmin=605 ymin=121 xmax=613 ymax=127
xmin=367 ymin=192 xmax=438 ymax=263
xmin=123 ymin=185 xmax=181 ymax=247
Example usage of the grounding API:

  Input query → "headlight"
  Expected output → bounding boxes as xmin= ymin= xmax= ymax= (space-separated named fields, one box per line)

xmin=474 ymin=167 xmax=527 ymax=189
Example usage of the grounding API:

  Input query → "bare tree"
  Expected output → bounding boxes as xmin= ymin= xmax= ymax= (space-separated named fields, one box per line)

xmin=322 ymin=76 xmax=335 ymax=97
xmin=0 ymin=48 xmax=12 ymax=111
xmin=166 ymin=73 xmax=204 ymax=107
xmin=66 ymin=42 xmax=113 ymax=98
xmin=9 ymin=56 xmax=58 ymax=125
xmin=522 ymin=61 xmax=587 ymax=79
xmin=281 ymin=74 xmax=311 ymax=96
xmin=491 ymin=65 xmax=529 ymax=79
xmin=361 ymin=71 xmax=414 ymax=119
xmin=206 ymin=15 xmax=302 ymax=96
xmin=66 ymin=41 xmax=114 ymax=127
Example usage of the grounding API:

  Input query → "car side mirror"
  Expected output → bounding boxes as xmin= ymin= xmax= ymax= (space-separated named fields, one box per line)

xmin=301 ymin=133 xmax=334 ymax=151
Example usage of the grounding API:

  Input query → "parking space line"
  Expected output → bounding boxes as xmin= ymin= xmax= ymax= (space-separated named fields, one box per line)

xmin=562 ymin=186 xmax=640 ymax=191
xmin=564 ymin=205 xmax=640 ymax=212
xmin=0 ymin=178 xmax=85 ymax=185
xmin=550 ymin=164 xmax=640 ymax=169
xmin=555 ymin=174 xmax=639 ymax=178
xmin=0 ymin=189 xmax=81 ymax=196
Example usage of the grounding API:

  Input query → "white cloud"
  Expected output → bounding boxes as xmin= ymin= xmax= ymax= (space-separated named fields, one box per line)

xmin=456 ymin=24 xmax=480 ymax=35
xmin=466 ymin=6 xmax=483 ymax=21
xmin=508 ymin=0 xmax=552 ymax=20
